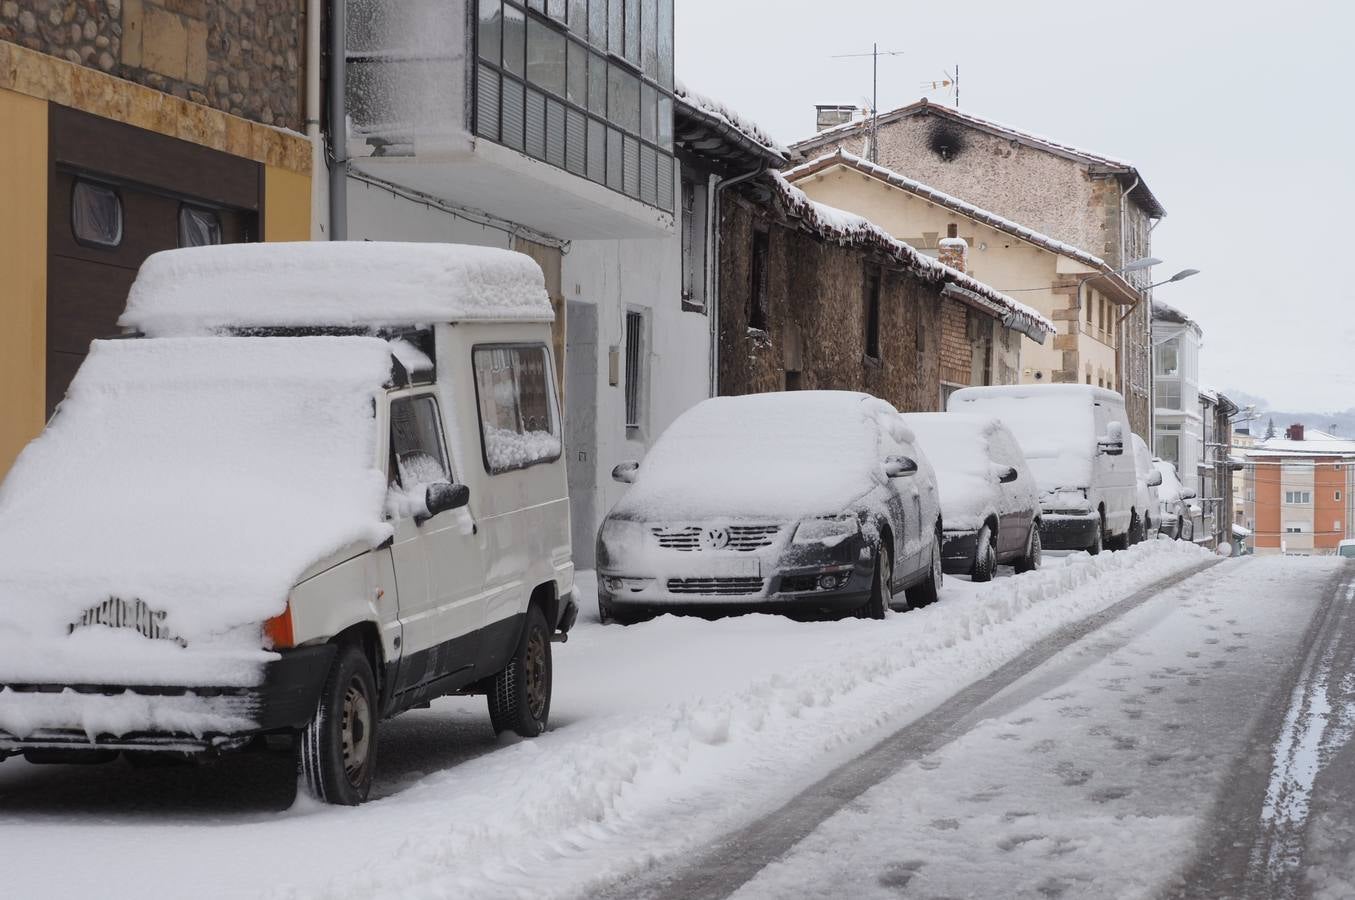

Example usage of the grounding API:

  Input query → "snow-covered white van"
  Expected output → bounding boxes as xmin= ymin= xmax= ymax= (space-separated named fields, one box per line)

xmin=948 ymin=385 xmax=1137 ymax=554
xmin=0 ymin=243 xmax=576 ymax=805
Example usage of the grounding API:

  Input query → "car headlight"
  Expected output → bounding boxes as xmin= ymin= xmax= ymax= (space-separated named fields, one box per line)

xmin=599 ymin=518 xmax=645 ymax=550
xmin=792 ymin=516 xmax=860 ymax=546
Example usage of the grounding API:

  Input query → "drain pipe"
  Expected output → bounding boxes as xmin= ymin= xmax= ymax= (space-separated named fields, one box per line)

xmin=305 ymin=0 xmax=323 ymax=236
xmin=327 ymin=0 xmax=348 ymax=240
xmin=1117 ymin=174 xmax=1140 ymax=418
xmin=709 ymin=162 xmax=768 ymax=396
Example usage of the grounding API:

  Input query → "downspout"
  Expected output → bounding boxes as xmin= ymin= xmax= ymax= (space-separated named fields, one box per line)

xmin=709 ymin=162 xmax=768 ymax=397
xmin=305 ymin=0 xmax=322 ymax=237
xmin=327 ymin=0 xmax=348 ymax=241
xmin=1117 ymin=174 xmax=1139 ymax=413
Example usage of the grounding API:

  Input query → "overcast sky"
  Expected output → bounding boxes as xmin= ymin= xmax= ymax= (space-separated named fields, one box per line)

xmin=675 ymin=0 xmax=1354 ymax=413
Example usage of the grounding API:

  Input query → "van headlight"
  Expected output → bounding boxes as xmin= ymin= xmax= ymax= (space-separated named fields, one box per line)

xmin=792 ymin=516 xmax=860 ymax=546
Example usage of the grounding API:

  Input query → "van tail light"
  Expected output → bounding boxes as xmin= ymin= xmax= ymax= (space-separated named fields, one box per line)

xmin=264 ymin=602 xmax=295 ymax=650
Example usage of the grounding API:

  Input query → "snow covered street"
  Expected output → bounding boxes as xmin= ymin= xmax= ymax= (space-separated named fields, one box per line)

xmin=0 ymin=540 xmax=1230 ymax=899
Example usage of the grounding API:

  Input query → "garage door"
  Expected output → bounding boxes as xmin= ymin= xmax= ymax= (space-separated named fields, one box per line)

xmin=46 ymin=107 xmax=261 ymax=417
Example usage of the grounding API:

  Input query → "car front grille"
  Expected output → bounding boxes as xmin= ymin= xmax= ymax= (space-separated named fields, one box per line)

xmin=666 ymin=577 xmax=765 ymax=596
xmin=650 ymin=524 xmax=783 ymax=552
xmin=68 ymin=597 xmax=186 ymax=647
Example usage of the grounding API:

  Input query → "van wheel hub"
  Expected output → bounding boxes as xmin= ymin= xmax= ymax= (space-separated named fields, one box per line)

xmin=341 ymin=679 xmax=372 ymax=784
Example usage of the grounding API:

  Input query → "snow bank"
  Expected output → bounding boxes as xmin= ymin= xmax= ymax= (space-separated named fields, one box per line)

xmin=0 ymin=336 xmax=393 ymax=687
xmin=120 ymin=242 xmax=553 ymax=336
xmin=904 ymin=412 xmax=1037 ymax=531
xmin=608 ymin=391 xmax=909 ymax=522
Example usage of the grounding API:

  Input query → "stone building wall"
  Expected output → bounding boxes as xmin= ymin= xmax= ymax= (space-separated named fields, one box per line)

xmin=717 ymin=191 xmax=944 ymax=414
xmin=1 ymin=0 xmax=304 ymax=129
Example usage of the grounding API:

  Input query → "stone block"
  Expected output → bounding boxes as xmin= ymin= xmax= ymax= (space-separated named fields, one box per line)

xmin=1052 ymin=333 xmax=1079 ymax=352
xmin=185 ymin=15 xmax=206 ymax=83
xmin=121 ymin=0 xmax=142 ymax=66
xmin=142 ymin=4 xmax=187 ymax=80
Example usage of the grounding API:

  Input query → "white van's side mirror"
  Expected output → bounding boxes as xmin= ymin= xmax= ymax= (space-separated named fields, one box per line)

xmin=418 ymin=482 xmax=470 ymax=524
xmin=1098 ymin=421 xmax=1125 ymax=456
xmin=612 ymin=461 xmax=640 ymax=484
xmin=1147 ymin=470 xmax=1163 ymax=487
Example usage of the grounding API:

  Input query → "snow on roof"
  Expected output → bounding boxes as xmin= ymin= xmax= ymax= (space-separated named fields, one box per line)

xmin=608 ymin=391 xmax=914 ymax=521
xmin=784 ymin=150 xmax=1140 ymax=302
xmin=0 ymin=336 xmax=393 ymax=685
xmin=1151 ymin=298 xmax=1197 ymax=327
xmin=1232 ymin=523 xmax=1252 ymax=538
xmin=120 ymin=242 xmax=554 ymax=336
xmin=1249 ymin=429 xmax=1355 ymax=457
xmin=766 ymin=171 xmax=1054 ymax=340
xmin=674 ymin=81 xmax=791 ymax=163
xmin=790 ymin=99 xmax=1165 ymax=218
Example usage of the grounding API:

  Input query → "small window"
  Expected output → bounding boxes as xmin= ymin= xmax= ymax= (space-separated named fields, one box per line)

xmin=72 ymin=180 xmax=123 ymax=248
xmin=624 ymin=309 xmax=645 ymax=430
xmin=178 ymin=205 xmax=222 ymax=247
xmin=749 ymin=229 xmax=770 ymax=332
xmin=472 ymin=344 xmax=561 ymax=473
xmin=864 ymin=266 xmax=881 ymax=360
xmin=389 ymin=394 xmax=451 ymax=492
xmin=1337 ymin=490 xmax=1342 ymax=501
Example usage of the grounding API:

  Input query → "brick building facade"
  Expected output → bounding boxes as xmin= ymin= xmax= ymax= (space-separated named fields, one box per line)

xmin=716 ymin=174 xmax=1050 ymax=411
xmin=790 ymin=100 xmax=1164 ymax=439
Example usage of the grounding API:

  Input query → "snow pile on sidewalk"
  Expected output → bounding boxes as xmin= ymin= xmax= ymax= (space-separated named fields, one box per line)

xmin=121 ymin=242 xmax=554 ymax=336
xmin=272 ymin=540 xmax=1211 ymax=900
xmin=0 ymin=336 xmax=392 ymax=690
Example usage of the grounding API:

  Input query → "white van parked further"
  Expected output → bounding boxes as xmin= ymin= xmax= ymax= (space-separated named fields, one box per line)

xmin=948 ymin=385 xmax=1137 ymax=555
xmin=0 ymin=243 xmax=576 ymax=805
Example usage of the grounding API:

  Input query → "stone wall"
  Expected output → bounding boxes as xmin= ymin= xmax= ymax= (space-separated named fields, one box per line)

xmin=1 ymin=0 xmax=304 ymax=129
xmin=717 ymin=190 xmax=944 ymax=414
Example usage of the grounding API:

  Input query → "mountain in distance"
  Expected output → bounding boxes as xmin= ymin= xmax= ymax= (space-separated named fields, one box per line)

xmin=1225 ymin=388 xmax=1355 ymax=438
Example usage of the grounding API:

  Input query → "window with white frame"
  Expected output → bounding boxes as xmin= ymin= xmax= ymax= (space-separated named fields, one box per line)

xmin=680 ymin=168 xmax=707 ymax=310
xmin=472 ymin=344 xmax=562 ymax=473
xmin=1285 ymin=491 xmax=1312 ymax=504
xmin=1285 ymin=522 xmax=1305 ymax=534
xmin=1157 ymin=379 xmax=1182 ymax=410
xmin=1155 ymin=340 xmax=1180 ymax=377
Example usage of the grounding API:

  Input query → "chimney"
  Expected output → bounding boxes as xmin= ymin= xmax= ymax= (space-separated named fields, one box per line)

xmin=938 ymin=223 xmax=968 ymax=273
xmin=1286 ymin=424 xmax=1305 ymax=441
xmin=816 ymin=104 xmax=857 ymax=132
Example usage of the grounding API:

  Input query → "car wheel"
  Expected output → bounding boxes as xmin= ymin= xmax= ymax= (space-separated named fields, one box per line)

xmin=489 ymin=605 xmax=552 ymax=737
xmin=858 ymin=542 xmax=893 ymax=619
xmin=905 ymin=526 xmax=943 ymax=608
xmin=1088 ymin=520 xmax=1104 ymax=556
xmin=972 ymin=525 xmax=997 ymax=583
xmin=1014 ymin=523 xmax=1042 ymax=573
xmin=297 ymin=643 xmax=378 ymax=806
xmin=1127 ymin=512 xmax=1143 ymax=546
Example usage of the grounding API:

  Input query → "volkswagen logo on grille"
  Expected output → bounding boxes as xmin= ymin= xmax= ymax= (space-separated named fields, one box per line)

xmin=704 ymin=527 xmax=731 ymax=550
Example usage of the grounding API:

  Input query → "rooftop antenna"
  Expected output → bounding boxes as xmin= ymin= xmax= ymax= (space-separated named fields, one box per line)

xmin=920 ymin=65 xmax=960 ymax=107
xmin=832 ymin=44 xmax=905 ymax=162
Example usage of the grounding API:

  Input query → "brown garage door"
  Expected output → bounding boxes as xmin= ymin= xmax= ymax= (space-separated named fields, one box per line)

xmin=46 ymin=107 xmax=262 ymax=417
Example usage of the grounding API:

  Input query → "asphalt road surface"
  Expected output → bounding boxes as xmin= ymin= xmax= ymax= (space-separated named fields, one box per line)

xmin=602 ymin=556 xmax=1355 ymax=900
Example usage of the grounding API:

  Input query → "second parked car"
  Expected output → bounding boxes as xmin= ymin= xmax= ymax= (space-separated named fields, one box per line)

xmin=903 ymin=413 xmax=1041 ymax=581
xmin=597 ymin=391 xmax=943 ymax=622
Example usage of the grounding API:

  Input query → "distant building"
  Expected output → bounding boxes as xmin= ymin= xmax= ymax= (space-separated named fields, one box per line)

xmin=785 ymin=150 xmax=1142 ymax=405
xmin=1152 ymin=300 xmax=1204 ymax=499
xmin=790 ymin=99 xmax=1164 ymax=440
xmin=1198 ymin=389 xmax=1240 ymax=551
xmin=1244 ymin=426 xmax=1355 ymax=555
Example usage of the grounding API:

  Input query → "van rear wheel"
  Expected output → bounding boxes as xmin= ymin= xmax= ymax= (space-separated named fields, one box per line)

xmin=489 ymin=605 xmax=552 ymax=737
xmin=297 ymin=643 xmax=378 ymax=806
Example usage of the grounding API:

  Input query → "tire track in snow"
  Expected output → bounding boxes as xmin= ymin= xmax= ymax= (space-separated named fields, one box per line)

xmin=600 ymin=556 xmax=1222 ymax=900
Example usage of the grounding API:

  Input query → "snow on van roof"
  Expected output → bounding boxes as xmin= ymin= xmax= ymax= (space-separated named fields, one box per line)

xmin=0 ymin=336 xmax=393 ymax=687
xmin=949 ymin=384 xmax=1126 ymax=404
xmin=609 ymin=391 xmax=911 ymax=521
xmin=120 ymin=242 xmax=555 ymax=336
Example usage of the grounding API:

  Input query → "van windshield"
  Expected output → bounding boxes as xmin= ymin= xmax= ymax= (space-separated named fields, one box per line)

xmin=1339 ymin=544 xmax=1355 ymax=558
xmin=954 ymin=395 xmax=1094 ymax=492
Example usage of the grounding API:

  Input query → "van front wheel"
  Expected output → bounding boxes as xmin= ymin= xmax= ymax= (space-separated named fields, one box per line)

xmin=297 ymin=643 xmax=378 ymax=806
xmin=489 ymin=606 xmax=552 ymax=737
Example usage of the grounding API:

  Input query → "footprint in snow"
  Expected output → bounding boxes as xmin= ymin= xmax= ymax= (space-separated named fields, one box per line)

xmin=1090 ymin=786 xmax=1132 ymax=803
xmin=1055 ymin=761 xmax=1093 ymax=786
xmin=998 ymin=833 xmax=1047 ymax=851
xmin=877 ymin=860 xmax=925 ymax=891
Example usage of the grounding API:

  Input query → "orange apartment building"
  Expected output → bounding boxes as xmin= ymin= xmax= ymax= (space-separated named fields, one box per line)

xmin=1243 ymin=425 xmax=1355 ymax=555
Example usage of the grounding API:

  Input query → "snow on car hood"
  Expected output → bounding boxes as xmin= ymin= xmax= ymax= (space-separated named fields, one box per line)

xmin=0 ymin=336 xmax=393 ymax=684
xmin=608 ymin=392 xmax=910 ymax=522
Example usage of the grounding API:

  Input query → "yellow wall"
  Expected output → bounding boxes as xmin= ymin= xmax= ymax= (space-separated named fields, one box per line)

xmin=264 ymin=165 xmax=313 ymax=242
xmin=0 ymin=89 xmax=49 ymax=478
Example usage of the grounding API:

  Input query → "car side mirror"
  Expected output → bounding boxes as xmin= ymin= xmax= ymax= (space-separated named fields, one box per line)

xmin=419 ymin=482 xmax=470 ymax=523
xmin=1098 ymin=421 xmax=1125 ymax=456
xmin=997 ymin=466 xmax=1018 ymax=484
xmin=612 ymin=461 xmax=639 ymax=484
xmin=1180 ymin=489 xmax=1197 ymax=500
xmin=1147 ymin=471 xmax=1163 ymax=487
xmin=883 ymin=456 xmax=919 ymax=478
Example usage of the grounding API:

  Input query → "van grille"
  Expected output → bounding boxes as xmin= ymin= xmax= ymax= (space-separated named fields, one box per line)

xmin=650 ymin=524 xmax=783 ymax=552
xmin=69 ymin=597 xmax=186 ymax=647
xmin=666 ymin=577 xmax=765 ymax=596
